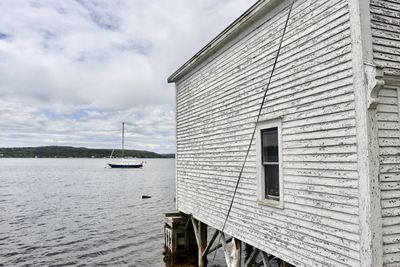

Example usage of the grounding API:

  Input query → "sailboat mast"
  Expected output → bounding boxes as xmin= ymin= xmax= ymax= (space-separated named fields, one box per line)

xmin=122 ymin=122 xmax=125 ymax=159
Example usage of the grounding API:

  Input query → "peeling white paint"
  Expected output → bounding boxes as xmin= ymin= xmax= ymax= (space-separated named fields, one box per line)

xmin=170 ymin=0 xmax=400 ymax=266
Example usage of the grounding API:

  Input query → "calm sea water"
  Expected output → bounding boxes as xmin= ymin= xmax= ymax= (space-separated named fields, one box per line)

xmin=0 ymin=158 xmax=178 ymax=266
xmin=0 ymin=158 xmax=227 ymax=267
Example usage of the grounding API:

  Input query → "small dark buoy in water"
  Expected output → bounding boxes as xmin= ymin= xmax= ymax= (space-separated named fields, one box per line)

xmin=142 ymin=195 xmax=152 ymax=199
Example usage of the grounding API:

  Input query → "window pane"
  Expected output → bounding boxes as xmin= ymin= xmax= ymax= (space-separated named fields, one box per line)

xmin=262 ymin=127 xmax=278 ymax=162
xmin=265 ymin=165 xmax=279 ymax=198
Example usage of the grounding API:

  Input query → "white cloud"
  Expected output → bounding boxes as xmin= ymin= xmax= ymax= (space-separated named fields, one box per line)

xmin=0 ymin=0 xmax=257 ymax=153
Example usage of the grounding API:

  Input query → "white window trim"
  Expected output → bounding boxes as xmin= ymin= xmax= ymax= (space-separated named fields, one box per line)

xmin=256 ymin=118 xmax=284 ymax=208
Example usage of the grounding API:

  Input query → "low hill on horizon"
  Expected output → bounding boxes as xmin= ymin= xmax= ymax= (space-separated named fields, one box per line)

xmin=0 ymin=146 xmax=175 ymax=159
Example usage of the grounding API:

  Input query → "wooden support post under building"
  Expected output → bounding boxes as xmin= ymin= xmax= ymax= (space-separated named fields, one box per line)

xmin=220 ymin=233 xmax=242 ymax=267
xmin=261 ymin=252 xmax=272 ymax=267
xmin=191 ymin=216 xmax=208 ymax=267
xmin=221 ymin=232 xmax=231 ymax=266
xmin=244 ymin=247 xmax=260 ymax=267
xmin=202 ymin=230 xmax=219 ymax=257
xmin=198 ymin=221 xmax=207 ymax=267
xmin=231 ymin=238 xmax=242 ymax=267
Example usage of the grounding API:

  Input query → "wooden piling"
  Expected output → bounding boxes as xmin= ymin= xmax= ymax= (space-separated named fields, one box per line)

xmin=164 ymin=212 xmax=198 ymax=266
xmin=165 ymin=213 xmax=299 ymax=266
xmin=231 ymin=238 xmax=242 ymax=267
xmin=198 ymin=221 xmax=208 ymax=267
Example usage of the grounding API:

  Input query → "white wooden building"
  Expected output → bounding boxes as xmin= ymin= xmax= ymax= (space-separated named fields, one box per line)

xmin=168 ymin=0 xmax=400 ymax=266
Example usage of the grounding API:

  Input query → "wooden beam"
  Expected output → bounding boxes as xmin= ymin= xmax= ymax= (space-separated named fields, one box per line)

xmin=208 ymin=237 xmax=232 ymax=255
xmin=261 ymin=252 xmax=272 ymax=267
xmin=190 ymin=216 xmax=200 ymax=247
xmin=244 ymin=248 xmax=260 ymax=267
xmin=184 ymin=217 xmax=190 ymax=230
xmin=221 ymin=233 xmax=231 ymax=266
xmin=202 ymin=229 xmax=219 ymax=257
xmin=231 ymin=238 xmax=242 ymax=267
xmin=198 ymin=221 xmax=208 ymax=267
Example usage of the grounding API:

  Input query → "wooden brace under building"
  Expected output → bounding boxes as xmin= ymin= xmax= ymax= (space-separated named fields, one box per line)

xmin=164 ymin=212 xmax=293 ymax=267
xmin=167 ymin=0 xmax=400 ymax=266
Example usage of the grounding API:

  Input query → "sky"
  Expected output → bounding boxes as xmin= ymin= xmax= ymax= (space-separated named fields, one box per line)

xmin=0 ymin=0 xmax=257 ymax=154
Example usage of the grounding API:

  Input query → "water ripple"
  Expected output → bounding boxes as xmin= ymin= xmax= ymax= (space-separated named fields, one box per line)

xmin=0 ymin=158 xmax=225 ymax=266
xmin=0 ymin=159 xmax=178 ymax=266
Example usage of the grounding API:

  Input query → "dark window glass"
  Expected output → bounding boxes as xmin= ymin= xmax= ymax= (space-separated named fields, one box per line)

xmin=261 ymin=126 xmax=279 ymax=200
xmin=262 ymin=128 xmax=278 ymax=162
xmin=265 ymin=165 xmax=279 ymax=198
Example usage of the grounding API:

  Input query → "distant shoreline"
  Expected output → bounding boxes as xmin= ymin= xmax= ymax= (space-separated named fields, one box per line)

xmin=0 ymin=157 xmax=175 ymax=159
xmin=0 ymin=146 xmax=175 ymax=159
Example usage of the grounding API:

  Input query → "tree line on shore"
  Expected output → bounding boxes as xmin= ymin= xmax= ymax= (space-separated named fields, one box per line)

xmin=0 ymin=146 xmax=175 ymax=158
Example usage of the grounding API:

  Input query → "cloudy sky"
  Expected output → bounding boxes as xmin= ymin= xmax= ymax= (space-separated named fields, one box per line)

xmin=0 ymin=0 xmax=256 ymax=153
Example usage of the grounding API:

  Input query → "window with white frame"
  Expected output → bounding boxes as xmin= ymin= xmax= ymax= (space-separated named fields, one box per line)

xmin=256 ymin=119 xmax=283 ymax=206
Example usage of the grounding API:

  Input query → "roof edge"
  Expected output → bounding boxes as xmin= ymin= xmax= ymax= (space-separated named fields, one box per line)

xmin=168 ymin=0 xmax=274 ymax=83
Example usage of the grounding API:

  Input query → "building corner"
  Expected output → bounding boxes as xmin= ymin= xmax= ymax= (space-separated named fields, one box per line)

xmin=348 ymin=0 xmax=383 ymax=266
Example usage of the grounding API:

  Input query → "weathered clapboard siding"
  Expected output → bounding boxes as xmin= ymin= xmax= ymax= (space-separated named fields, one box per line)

xmin=174 ymin=0 xmax=361 ymax=266
xmin=378 ymin=87 xmax=400 ymax=266
xmin=370 ymin=0 xmax=400 ymax=75
xmin=371 ymin=1 xmax=400 ymax=265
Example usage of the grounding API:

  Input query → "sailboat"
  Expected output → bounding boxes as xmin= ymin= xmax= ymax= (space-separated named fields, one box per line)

xmin=108 ymin=122 xmax=143 ymax=168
